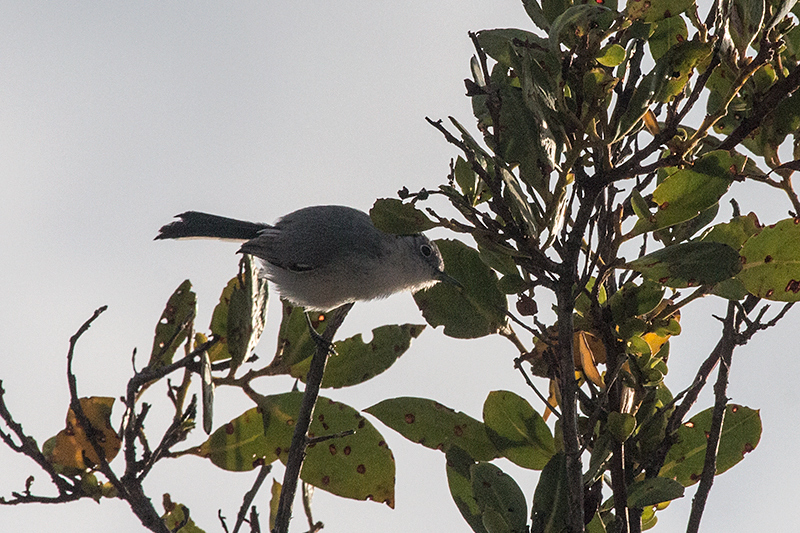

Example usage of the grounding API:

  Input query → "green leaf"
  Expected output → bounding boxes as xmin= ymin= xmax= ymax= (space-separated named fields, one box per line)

xmin=483 ymin=509 xmax=513 ymax=533
xmin=500 ymin=167 xmax=541 ymax=235
xmin=700 ymin=214 xmax=762 ymax=299
xmin=272 ymin=301 xmax=317 ymax=369
xmin=729 ymin=0 xmax=765 ymax=59
xmin=738 ymin=217 xmax=800 ymax=301
xmin=208 ymin=277 xmax=238 ymax=363
xmin=701 ymin=213 xmax=761 ymax=250
xmin=586 ymin=511 xmax=607 ymax=533
xmin=446 ymin=446 xmax=489 ymax=533
xmin=607 ymin=412 xmax=637 ymax=443
xmin=269 ymin=479 xmax=281 ymax=532
xmin=608 ymin=280 xmax=665 ymax=325
xmin=549 ymin=4 xmax=615 ymax=51
xmin=199 ymin=405 xmax=283 ymax=472
xmin=626 ymin=0 xmax=694 ymax=22
xmin=530 ymin=452 xmax=569 ymax=533
xmin=365 ymin=397 xmax=499 ymax=461
xmin=296 ymin=396 xmax=395 ymax=507
xmin=626 ymin=477 xmax=685 ymax=508
xmin=632 ymin=151 xmax=743 ymax=236
xmin=162 ymin=500 xmax=205 ymax=533
xmin=414 ymin=239 xmax=508 ymax=339
xmin=660 ymin=404 xmax=761 ymax=486
xmin=290 ymin=324 xmax=426 ymax=388
xmin=477 ymin=28 xmax=548 ymax=66
xmin=629 ymin=187 xmax=652 ymax=221
xmin=149 ymin=279 xmax=196 ymax=367
xmin=207 ymin=256 xmax=268 ymax=370
xmin=483 ymin=391 xmax=555 ymax=470
xmin=542 ymin=0 xmax=574 ymax=26
xmin=623 ymin=241 xmax=742 ymax=288
xmin=596 ymin=43 xmax=626 ymax=67
xmin=648 ymin=16 xmax=688 ymax=61
xmin=200 ymin=393 xmax=395 ymax=506
xmin=455 ymin=156 xmax=480 ymax=202
xmin=471 ymin=463 xmax=528 ymax=533
xmin=522 ymin=0 xmax=553 ymax=31
xmin=227 ymin=255 xmax=268 ymax=372
xmin=654 ymin=202 xmax=720 ymax=245
xmin=497 ymin=274 xmax=528 ymax=295
xmin=584 ymin=432 xmax=613 ymax=485
xmin=476 ymin=238 xmax=524 ymax=277
xmin=370 ymin=198 xmax=436 ymax=234
xmin=615 ymin=40 xmax=711 ymax=141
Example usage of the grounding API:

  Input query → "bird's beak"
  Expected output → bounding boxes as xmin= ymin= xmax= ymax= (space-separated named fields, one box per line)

xmin=435 ymin=270 xmax=463 ymax=289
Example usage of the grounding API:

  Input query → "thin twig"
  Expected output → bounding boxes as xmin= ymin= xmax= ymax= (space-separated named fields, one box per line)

xmin=0 ymin=382 xmax=79 ymax=501
xmin=514 ymin=358 xmax=561 ymax=419
xmin=686 ymin=301 xmax=736 ymax=533
xmin=65 ymin=306 xmax=171 ymax=533
xmin=306 ymin=429 xmax=356 ymax=446
xmin=232 ymin=464 xmax=272 ymax=533
xmin=273 ymin=303 xmax=354 ymax=533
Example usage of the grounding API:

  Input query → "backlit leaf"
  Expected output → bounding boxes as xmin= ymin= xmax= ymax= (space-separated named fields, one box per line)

xmin=45 ymin=397 xmax=122 ymax=471
xmin=150 ymin=279 xmax=196 ymax=367
xmin=738 ymin=217 xmax=800 ymax=301
xmin=290 ymin=324 xmax=426 ymax=388
xmin=200 ymin=393 xmax=395 ymax=507
xmin=365 ymin=397 xmax=499 ymax=461
xmin=631 ymin=151 xmax=743 ymax=236
xmin=446 ymin=446 xmax=489 ymax=533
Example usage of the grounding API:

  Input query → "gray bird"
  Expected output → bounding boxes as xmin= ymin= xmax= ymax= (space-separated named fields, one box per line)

xmin=156 ymin=205 xmax=455 ymax=311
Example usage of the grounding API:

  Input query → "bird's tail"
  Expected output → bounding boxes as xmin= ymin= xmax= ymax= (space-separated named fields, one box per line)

xmin=155 ymin=211 xmax=271 ymax=241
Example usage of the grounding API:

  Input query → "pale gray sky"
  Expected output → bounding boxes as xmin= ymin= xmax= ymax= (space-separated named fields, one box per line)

xmin=1 ymin=2 xmax=798 ymax=532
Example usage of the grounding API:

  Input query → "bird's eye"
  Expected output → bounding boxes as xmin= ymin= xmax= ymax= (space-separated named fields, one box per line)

xmin=420 ymin=244 xmax=432 ymax=257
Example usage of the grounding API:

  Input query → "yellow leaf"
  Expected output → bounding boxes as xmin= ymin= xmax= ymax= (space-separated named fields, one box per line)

xmin=45 ymin=397 xmax=121 ymax=470
xmin=575 ymin=331 xmax=606 ymax=389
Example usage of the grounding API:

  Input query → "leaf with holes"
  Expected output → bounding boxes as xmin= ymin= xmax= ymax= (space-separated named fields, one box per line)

xmin=198 ymin=406 xmax=287 ymax=472
xmin=648 ymin=15 xmax=688 ymax=60
xmin=659 ymin=404 xmax=761 ymax=486
xmin=200 ymin=393 xmax=395 ymax=507
xmin=626 ymin=0 xmax=694 ymax=22
xmin=44 ymin=397 xmax=122 ymax=471
xmin=365 ymin=397 xmax=498 ymax=461
xmin=149 ymin=279 xmax=196 ymax=367
xmin=738 ymin=218 xmax=800 ymax=301
xmin=207 ymin=256 xmax=268 ymax=370
xmin=290 ymin=324 xmax=426 ymax=388
xmin=631 ymin=151 xmax=744 ymax=236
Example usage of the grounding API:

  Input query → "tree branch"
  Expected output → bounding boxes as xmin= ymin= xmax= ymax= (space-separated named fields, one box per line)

xmin=233 ymin=463 xmax=272 ymax=533
xmin=272 ymin=303 xmax=354 ymax=533
xmin=686 ymin=301 xmax=736 ymax=533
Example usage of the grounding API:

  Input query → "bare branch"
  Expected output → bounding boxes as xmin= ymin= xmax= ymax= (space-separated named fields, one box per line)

xmin=273 ymin=303 xmax=354 ymax=533
xmin=232 ymin=464 xmax=272 ymax=533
